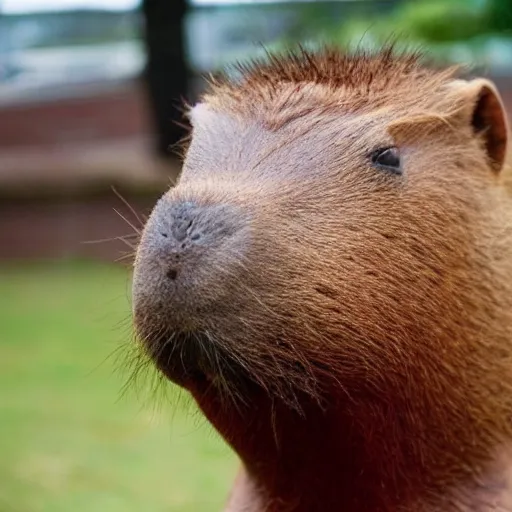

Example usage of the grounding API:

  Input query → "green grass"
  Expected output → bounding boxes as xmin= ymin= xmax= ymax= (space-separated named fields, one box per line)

xmin=0 ymin=260 xmax=237 ymax=512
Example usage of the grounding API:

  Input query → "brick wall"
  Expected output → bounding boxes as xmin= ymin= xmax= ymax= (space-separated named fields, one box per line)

xmin=0 ymin=80 xmax=152 ymax=149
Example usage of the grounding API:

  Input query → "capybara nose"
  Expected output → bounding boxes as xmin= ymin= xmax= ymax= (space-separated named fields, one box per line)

xmin=168 ymin=204 xmax=195 ymax=242
xmin=157 ymin=202 xmax=206 ymax=280
xmin=132 ymin=195 xmax=251 ymax=381
xmin=133 ymin=195 xmax=250 ymax=320
xmin=151 ymin=199 xmax=237 ymax=280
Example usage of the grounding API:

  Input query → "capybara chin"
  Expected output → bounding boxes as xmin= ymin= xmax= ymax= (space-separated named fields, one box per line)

xmin=132 ymin=47 xmax=512 ymax=511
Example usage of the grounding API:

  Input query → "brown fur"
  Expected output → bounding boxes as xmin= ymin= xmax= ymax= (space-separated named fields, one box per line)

xmin=132 ymin=47 xmax=512 ymax=511
xmin=204 ymin=47 xmax=457 ymax=128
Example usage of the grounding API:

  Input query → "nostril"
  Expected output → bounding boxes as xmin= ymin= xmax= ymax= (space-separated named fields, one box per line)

xmin=191 ymin=233 xmax=201 ymax=241
xmin=166 ymin=268 xmax=178 ymax=280
xmin=172 ymin=217 xmax=194 ymax=242
xmin=161 ymin=232 xmax=168 ymax=238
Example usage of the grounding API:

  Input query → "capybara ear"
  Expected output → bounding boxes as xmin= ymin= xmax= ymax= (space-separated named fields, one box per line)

xmin=447 ymin=78 xmax=509 ymax=172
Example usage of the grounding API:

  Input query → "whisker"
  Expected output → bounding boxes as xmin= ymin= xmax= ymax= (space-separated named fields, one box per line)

xmin=114 ymin=208 xmax=142 ymax=236
xmin=120 ymin=324 xmax=168 ymax=399
xmin=115 ymin=251 xmax=136 ymax=264
xmin=111 ymin=186 xmax=146 ymax=228
xmin=81 ymin=234 xmax=139 ymax=245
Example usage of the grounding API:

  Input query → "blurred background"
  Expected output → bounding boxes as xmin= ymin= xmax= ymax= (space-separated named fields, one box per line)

xmin=0 ymin=1 xmax=511 ymax=511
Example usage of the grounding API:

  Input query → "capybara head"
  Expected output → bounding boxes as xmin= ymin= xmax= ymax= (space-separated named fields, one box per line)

xmin=132 ymin=48 xmax=512 ymax=511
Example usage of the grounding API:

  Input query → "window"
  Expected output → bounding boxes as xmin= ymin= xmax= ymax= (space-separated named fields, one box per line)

xmin=0 ymin=0 xmax=144 ymax=104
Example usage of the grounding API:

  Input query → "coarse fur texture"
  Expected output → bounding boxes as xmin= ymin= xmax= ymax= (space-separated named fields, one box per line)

xmin=132 ymin=46 xmax=512 ymax=511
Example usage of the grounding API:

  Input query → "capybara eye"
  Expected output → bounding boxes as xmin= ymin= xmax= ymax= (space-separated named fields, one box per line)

xmin=370 ymin=147 xmax=401 ymax=174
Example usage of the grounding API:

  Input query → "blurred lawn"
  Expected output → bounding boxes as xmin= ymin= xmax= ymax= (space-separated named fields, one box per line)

xmin=0 ymin=260 xmax=237 ymax=512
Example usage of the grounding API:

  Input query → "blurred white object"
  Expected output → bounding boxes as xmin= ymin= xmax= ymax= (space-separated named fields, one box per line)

xmin=3 ymin=0 xmax=140 ymax=14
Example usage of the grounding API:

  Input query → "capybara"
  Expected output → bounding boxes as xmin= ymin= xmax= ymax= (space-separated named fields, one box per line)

xmin=132 ymin=47 xmax=512 ymax=511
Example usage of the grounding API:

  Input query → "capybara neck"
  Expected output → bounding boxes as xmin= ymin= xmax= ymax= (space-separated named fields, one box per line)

xmin=132 ymin=47 xmax=512 ymax=511
xmin=196 ymin=359 xmax=512 ymax=511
